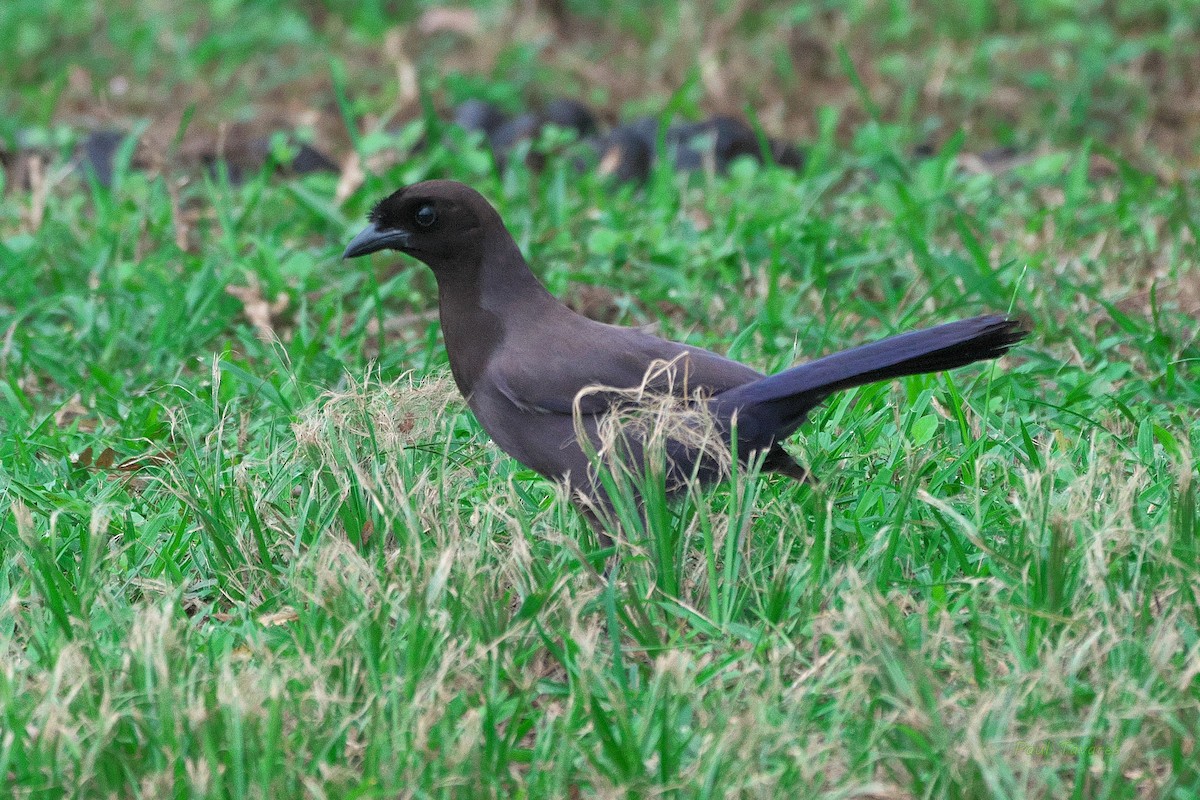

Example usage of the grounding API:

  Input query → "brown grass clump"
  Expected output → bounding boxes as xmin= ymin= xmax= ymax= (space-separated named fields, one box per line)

xmin=578 ymin=355 xmax=735 ymax=496
xmin=292 ymin=369 xmax=462 ymax=459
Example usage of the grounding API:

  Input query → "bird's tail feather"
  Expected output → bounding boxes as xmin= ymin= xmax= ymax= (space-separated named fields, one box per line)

xmin=716 ymin=315 xmax=1027 ymax=439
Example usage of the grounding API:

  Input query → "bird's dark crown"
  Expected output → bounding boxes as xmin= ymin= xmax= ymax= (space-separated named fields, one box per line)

xmin=345 ymin=180 xmax=501 ymax=268
xmin=367 ymin=179 xmax=489 ymax=235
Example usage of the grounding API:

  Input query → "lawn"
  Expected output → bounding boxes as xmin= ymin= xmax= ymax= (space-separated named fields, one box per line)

xmin=1 ymin=1 xmax=1198 ymax=797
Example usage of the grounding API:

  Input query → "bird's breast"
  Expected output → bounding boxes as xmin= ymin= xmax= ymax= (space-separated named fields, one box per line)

xmin=437 ymin=301 xmax=504 ymax=398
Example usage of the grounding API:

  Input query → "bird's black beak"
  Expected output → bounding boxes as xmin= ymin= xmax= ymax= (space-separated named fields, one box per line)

xmin=342 ymin=223 xmax=412 ymax=259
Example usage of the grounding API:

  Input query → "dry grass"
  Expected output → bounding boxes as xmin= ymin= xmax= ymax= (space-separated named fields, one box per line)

xmin=3 ymin=404 xmax=1196 ymax=795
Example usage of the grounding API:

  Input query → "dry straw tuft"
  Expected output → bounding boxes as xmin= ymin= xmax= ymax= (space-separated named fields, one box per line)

xmin=576 ymin=355 xmax=735 ymax=494
xmin=292 ymin=369 xmax=462 ymax=459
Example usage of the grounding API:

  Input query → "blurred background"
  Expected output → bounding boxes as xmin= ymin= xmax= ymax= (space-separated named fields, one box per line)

xmin=3 ymin=0 xmax=1199 ymax=179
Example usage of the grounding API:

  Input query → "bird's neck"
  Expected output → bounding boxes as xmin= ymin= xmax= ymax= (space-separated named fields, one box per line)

xmin=434 ymin=238 xmax=562 ymax=396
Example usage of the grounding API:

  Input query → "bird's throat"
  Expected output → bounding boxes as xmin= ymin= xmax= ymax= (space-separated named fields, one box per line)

xmin=432 ymin=242 xmax=562 ymax=397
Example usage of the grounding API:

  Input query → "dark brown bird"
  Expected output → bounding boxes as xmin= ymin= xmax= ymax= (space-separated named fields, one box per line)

xmin=344 ymin=180 xmax=1026 ymax=544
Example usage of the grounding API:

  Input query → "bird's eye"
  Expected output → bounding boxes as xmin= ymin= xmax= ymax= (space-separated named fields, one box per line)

xmin=414 ymin=204 xmax=438 ymax=227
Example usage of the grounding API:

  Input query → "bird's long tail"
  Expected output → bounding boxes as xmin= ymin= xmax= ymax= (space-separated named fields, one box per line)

xmin=714 ymin=315 xmax=1027 ymax=443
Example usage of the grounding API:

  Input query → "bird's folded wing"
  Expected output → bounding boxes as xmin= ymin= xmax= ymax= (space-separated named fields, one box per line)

xmin=492 ymin=327 xmax=763 ymax=416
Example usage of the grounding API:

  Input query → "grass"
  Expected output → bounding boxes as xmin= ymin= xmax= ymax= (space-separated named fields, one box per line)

xmin=2 ymin=1 xmax=1200 ymax=797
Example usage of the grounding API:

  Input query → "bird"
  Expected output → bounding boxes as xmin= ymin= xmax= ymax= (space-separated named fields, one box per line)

xmin=343 ymin=180 xmax=1027 ymax=546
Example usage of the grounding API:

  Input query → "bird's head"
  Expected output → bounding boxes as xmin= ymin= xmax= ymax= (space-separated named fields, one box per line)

xmin=342 ymin=180 xmax=498 ymax=272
